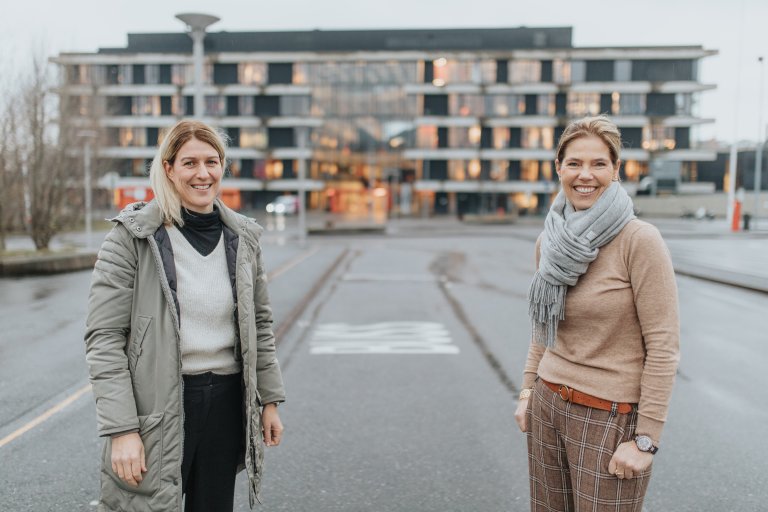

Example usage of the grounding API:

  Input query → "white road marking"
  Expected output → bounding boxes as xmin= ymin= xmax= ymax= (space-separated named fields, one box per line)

xmin=310 ymin=321 xmax=459 ymax=355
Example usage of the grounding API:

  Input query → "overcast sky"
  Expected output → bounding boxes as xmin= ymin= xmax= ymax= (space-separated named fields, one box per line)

xmin=2 ymin=0 xmax=766 ymax=143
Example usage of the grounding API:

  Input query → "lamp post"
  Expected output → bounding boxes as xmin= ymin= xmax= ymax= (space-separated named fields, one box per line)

xmin=754 ymin=56 xmax=764 ymax=228
xmin=176 ymin=13 xmax=220 ymax=119
xmin=78 ymin=130 xmax=98 ymax=248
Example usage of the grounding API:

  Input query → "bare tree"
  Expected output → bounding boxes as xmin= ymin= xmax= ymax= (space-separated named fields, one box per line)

xmin=0 ymin=89 xmax=26 ymax=251
xmin=7 ymin=55 xmax=85 ymax=250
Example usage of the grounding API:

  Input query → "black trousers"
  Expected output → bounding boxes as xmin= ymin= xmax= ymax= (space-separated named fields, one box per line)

xmin=181 ymin=372 xmax=243 ymax=512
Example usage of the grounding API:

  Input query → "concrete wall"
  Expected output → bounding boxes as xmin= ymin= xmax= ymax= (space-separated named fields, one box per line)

xmin=633 ymin=192 xmax=768 ymax=218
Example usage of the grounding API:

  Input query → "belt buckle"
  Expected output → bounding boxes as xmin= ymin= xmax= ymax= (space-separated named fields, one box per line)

xmin=558 ymin=384 xmax=573 ymax=402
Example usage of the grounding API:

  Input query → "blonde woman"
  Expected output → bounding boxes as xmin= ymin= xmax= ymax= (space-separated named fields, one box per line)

xmin=85 ymin=120 xmax=285 ymax=511
xmin=515 ymin=115 xmax=679 ymax=511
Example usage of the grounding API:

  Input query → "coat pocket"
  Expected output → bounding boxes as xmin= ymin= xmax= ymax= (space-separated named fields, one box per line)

xmin=102 ymin=412 xmax=164 ymax=497
xmin=127 ymin=316 xmax=152 ymax=374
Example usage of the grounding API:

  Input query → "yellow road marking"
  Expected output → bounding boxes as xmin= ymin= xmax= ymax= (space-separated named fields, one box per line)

xmin=0 ymin=383 xmax=92 ymax=449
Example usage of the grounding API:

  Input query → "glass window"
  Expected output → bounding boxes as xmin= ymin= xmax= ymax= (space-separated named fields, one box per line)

xmin=537 ymin=94 xmax=556 ymax=116
xmin=611 ymin=93 xmax=646 ymax=115
xmin=145 ymin=65 xmax=160 ymax=85
xmin=484 ymin=95 xmax=525 ymax=116
xmin=567 ymin=92 xmax=600 ymax=116
xmin=493 ymin=127 xmax=510 ymax=149
xmin=240 ymin=128 xmax=267 ymax=149
xmin=132 ymin=96 xmax=161 ymax=116
xmin=522 ymin=127 xmax=554 ymax=149
xmin=280 ymin=96 xmax=311 ymax=116
xmin=479 ymin=60 xmax=497 ymax=84
xmin=490 ymin=160 xmax=509 ymax=181
xmin=238 ymin=62 xmax=266 ymax=85
xmin=643 ymin=126 xmax=676 ymax=150
xmin=675 ymin=93 xmax=693 ymax=115
xmin=119 ymin=127 xmax=147 ymax=147
xmin=570 ymin=61 xmax=586 ymax=83
xmin=432 ymin=59 xmax=475 ymax=85
xmin=118 ymin=65 xmax=133 ymax=85
xmin=205 ymin=95 xmax=225 ymax=116
xmin=553 ymin=60 xmax=571 ymax=84
xmin=521 ymin=160 xmax=540 ymax=181
xmin=239 ymin=96 xmax=254 ymax=116
xmin=449 ymin=94 xmax=484 ymax=116
xmin=614 ymin=60 xmax=632 ymax=82
xmin=172 ymin=64 xmax=191 ymax=85
xmin=416 ymin=126 xmax=438 ymax=149
xmin=508 ymin=60 xmax=541 ymax=84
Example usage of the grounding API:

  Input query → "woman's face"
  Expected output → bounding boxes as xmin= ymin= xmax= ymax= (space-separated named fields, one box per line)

xmin=556 ymin=135 xmax=619 ymax=211
xmin=163 ymin=138 xmax=223 ymax=213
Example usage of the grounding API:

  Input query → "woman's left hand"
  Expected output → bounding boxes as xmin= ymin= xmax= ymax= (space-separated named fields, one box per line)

xmin=262 ymin=403 xmax=284 ymax=447
xmin=608 ymin=441 xmax=653 ymax=479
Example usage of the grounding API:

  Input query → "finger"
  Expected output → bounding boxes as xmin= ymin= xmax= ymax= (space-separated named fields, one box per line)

xmin=607 ymin=459 xmax=617 ymax=476
xmin=131 ymin=459 xmax=143 ymax=484
xmin=263 ymin=424 xmax=273 ymax=446
xmin=140 ymin=444 xmax=147 ymax=473
xmin=271 ymin=426 xmax=283 ymax=446
xmin=122 ymin=463 xmax=138 ymax=486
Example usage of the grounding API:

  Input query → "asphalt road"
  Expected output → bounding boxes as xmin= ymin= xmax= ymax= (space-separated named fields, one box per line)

xmin=1 ymin=226 xmax=766 ymax=511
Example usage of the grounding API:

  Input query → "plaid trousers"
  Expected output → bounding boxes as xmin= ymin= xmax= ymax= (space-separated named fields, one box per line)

xmin=526 ymin=378 xmax=652 ymax=512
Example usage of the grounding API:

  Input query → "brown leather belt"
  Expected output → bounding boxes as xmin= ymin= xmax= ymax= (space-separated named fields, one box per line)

xmin=540 ymin=378 xmax=634 ymax=414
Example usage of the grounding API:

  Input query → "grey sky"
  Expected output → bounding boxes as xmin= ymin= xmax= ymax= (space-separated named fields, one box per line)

xmin=3 ymin=0 xmax=766 ymax=143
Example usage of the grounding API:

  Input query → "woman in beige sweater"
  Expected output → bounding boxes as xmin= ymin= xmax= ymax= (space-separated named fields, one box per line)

xmin=514 ymin=115 xmax=679 ymax=511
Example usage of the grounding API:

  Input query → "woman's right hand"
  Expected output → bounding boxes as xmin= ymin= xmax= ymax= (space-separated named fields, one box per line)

xmin=111 ymin=432 xmax=147 ymax=487
xmin=514 ymin=398 xmax=529 ymax=433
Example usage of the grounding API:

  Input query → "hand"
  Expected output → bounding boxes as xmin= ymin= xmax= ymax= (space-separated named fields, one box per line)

xmin=111 ymin=432 xmax=146 ymax=487
xmin=608 ymin=441 xmax=653 ymax=479
xmin=262 ymin=404 xmax=284 ymax=447
xmin=514 ymin=398 xmax=529 ymax=433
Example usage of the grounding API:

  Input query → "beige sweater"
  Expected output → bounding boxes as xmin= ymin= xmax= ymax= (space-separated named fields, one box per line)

xmin=523 ymin=219 xmax=680 ymax=442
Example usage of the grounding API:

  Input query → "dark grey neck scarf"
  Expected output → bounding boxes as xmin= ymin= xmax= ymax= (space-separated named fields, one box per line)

xmin=528 ymin=181 xmax=635 ymax=347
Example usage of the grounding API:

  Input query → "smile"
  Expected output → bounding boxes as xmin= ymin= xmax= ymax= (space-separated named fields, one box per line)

xmin=191 ymin=184 xmax=212 ymax=190
xmin=574 ymin=186 xmax=597 ymax=194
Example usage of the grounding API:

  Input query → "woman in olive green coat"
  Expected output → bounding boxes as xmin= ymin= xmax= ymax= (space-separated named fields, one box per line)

xmin=85 ymin=120 xmax=285 ymax=511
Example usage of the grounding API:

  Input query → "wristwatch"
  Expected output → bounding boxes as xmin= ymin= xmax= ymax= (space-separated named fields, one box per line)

xmin=634 ymin=435 xmax=659 ymax=454
xmin=519 ymin=388 xmax=533 ymax=400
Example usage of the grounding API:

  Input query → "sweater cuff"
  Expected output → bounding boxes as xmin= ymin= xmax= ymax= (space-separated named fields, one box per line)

xmin=522 ymin=371 xmax=537 ymax=390
xmin=635 ymin=414 xmax=665 ymax=444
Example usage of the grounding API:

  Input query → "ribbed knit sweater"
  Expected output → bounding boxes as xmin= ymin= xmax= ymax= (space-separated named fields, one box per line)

xmin=167 ymin=226 xmax=239 ymax=375
xmin=523 ymin=219 xmax=680 ymax=442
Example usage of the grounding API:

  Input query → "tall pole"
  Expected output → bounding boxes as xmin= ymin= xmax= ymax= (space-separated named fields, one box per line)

xmin=176 ymin=13 xmax=219 ymax=119
xmin=191 ymin=30 xmax=205 ymax=119
xmin=297 ymin=128 xmax=307 ymax=246
xmin=754 ymin=56 xmax=764 ymax=227
xmin=728 ymin=0 xmax=746 ymax=228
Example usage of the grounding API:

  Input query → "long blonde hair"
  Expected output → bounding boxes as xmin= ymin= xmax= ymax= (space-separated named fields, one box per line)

xmin=148 ymin=120 xmax=228 ymax=226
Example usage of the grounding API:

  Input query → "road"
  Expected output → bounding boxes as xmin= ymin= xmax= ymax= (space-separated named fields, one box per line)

xmin=1 ymin=224 xmax=766 ymax=511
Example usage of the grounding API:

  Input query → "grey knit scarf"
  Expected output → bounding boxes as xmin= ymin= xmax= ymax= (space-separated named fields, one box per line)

xmin=528 ymin=181 xmax=635 ymax=347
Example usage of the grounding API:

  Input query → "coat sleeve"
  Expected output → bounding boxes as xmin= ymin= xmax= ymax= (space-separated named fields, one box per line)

xmin=252 ymin=242 xmax=286 ymax=406
xmin=84 ymin=224 xmax=140 ymax=436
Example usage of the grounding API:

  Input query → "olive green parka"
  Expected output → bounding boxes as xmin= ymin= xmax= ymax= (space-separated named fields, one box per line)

xmin=85 ymin=199 xmax=285 ymax=511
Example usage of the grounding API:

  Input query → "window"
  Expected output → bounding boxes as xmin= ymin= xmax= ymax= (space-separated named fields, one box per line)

xmin=431 ymin=59 xmax=475 ymax=85
xmin=280 ymin=96 xmax=311 ymax=116
xmin=447 ymin=126 xmax=482 ymax=148
xmin=205 ymin=96 xmax=225 ymax=116
xmin=240 ymin=128 xmax=267 ymax=149
xmin=213 ymin=64 xmax=238 ymax=85
xmin=553 ymin=60 xmax=571 ymax=84
xmin=493 ymin=127 xmax=510 ymax=149
xmin=145 ymin=65 xmax=160 ymax=85
xmin=631 ymin=60 xmax=696 ymax=81
xmin=586 ymin=60 xmax=614 ymax=82
xmin=522 ymin=127 xmax=554 ymax=149
xmin=118 ymin=127 xmax=147 ymax=147
xmin=614 ymin=60 xmax=631 ymax=82
xmin=643 ymin=126 xmax=676 ymax=150
xmin=417 ymin=126 xmax=439 ymax=149
xmin=171 ymin=64 xmax=190 ymax=85
xmin=508 ymin=60 xmax=541 ymax=84
xmin=132 ymin=96 xmax=160 ymax=116
xmin=570 ymin=61 xmax=586 ymax=83
xmin=567 ymin=93 xmax=600 ymax=116
xmin=268 ymin=63 xmax=293 ymax=84
xmin=484 ymin=95 xmax=525 ymax=116
xmin=239 ymin=62 xmax=266 ymax=85
xmin=611 ymin=93 xmax=646 ymax=115
xmin=675 ymin=93 xmax=693 ymax=115
xmin=448 ymin=94 xmax=483 ymax=116
xmin=537 ymin=94 xmax=556 ymax=116
xmin=239 ymin=96 xmax=254 ymax=116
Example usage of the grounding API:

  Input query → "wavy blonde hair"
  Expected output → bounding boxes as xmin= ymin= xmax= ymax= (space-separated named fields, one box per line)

xmin=555 ymin=115 xmax=622 ymax=166
xmin=148 ymin=120 xmax=228 ymax=226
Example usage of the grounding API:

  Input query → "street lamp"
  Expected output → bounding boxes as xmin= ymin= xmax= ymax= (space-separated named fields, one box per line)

xmin=175 ymin=13 xmax=220 ymax=119
xmin=78 ymin=130 xmax=98 ymax=249
xmin=754 ymin=56 xmax=764 ymax=228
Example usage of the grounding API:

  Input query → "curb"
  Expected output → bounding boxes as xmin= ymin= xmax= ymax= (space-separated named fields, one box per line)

xmin=0 ymin=252 xmax=98 ymax=277
xmin=672 ymin=261 xmax=768 ymax=294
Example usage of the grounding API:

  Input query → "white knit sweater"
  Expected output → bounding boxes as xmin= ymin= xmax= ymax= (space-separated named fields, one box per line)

xmin=167 ymin=226 xmax=239 ymax=375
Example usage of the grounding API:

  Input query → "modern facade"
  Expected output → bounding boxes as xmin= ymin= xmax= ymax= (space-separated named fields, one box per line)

xmin=53 ymin=26 xmax=717 ymax=216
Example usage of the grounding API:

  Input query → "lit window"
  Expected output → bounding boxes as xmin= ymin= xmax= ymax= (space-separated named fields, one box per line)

xmin=567 ymin=92 xmax=600 ymax=116
xmin=509 ymin=60 xmax=541 ymax=84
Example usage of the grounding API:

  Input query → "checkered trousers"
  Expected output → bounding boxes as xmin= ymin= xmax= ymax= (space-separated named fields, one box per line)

xmin=525 ymin=378 xmax=652 ymax=512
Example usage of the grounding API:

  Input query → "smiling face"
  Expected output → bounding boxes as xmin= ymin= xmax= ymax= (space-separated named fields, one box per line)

xmin=163 ymin=137 xmax=223 ymax=213
xmin=556 ymin=135 xmax=620 ymax=211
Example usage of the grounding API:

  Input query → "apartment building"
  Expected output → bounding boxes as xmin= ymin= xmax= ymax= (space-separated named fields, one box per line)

xmin=53 ymin=26 xmax=717 ymax=215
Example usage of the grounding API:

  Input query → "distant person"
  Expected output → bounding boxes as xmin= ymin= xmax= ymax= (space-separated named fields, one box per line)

xmin=85 ymin=120 xmax=286 ymax=511
xmin=514 ymin=115 xmax=679 ymax=511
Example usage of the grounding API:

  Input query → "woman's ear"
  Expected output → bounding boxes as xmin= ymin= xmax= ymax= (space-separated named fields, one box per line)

xmin=554 ymin=159 xmax=561 ymax=179
xmin=163 ymin=160 xmax=173 ymax=177
xmin=613 ymin=159 xmax=622 ymax=181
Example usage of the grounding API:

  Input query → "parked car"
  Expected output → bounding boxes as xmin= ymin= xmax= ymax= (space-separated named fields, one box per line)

xmin=266 ymin=195 xmax=299 ymax=215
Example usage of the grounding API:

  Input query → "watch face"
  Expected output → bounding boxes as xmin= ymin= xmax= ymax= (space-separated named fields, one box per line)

xmin=636 ymin=436 xmax=653 ymax=451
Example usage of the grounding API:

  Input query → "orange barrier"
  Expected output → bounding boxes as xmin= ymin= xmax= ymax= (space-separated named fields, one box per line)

xmin=731 ymin=200 xmax=741 ymax=232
